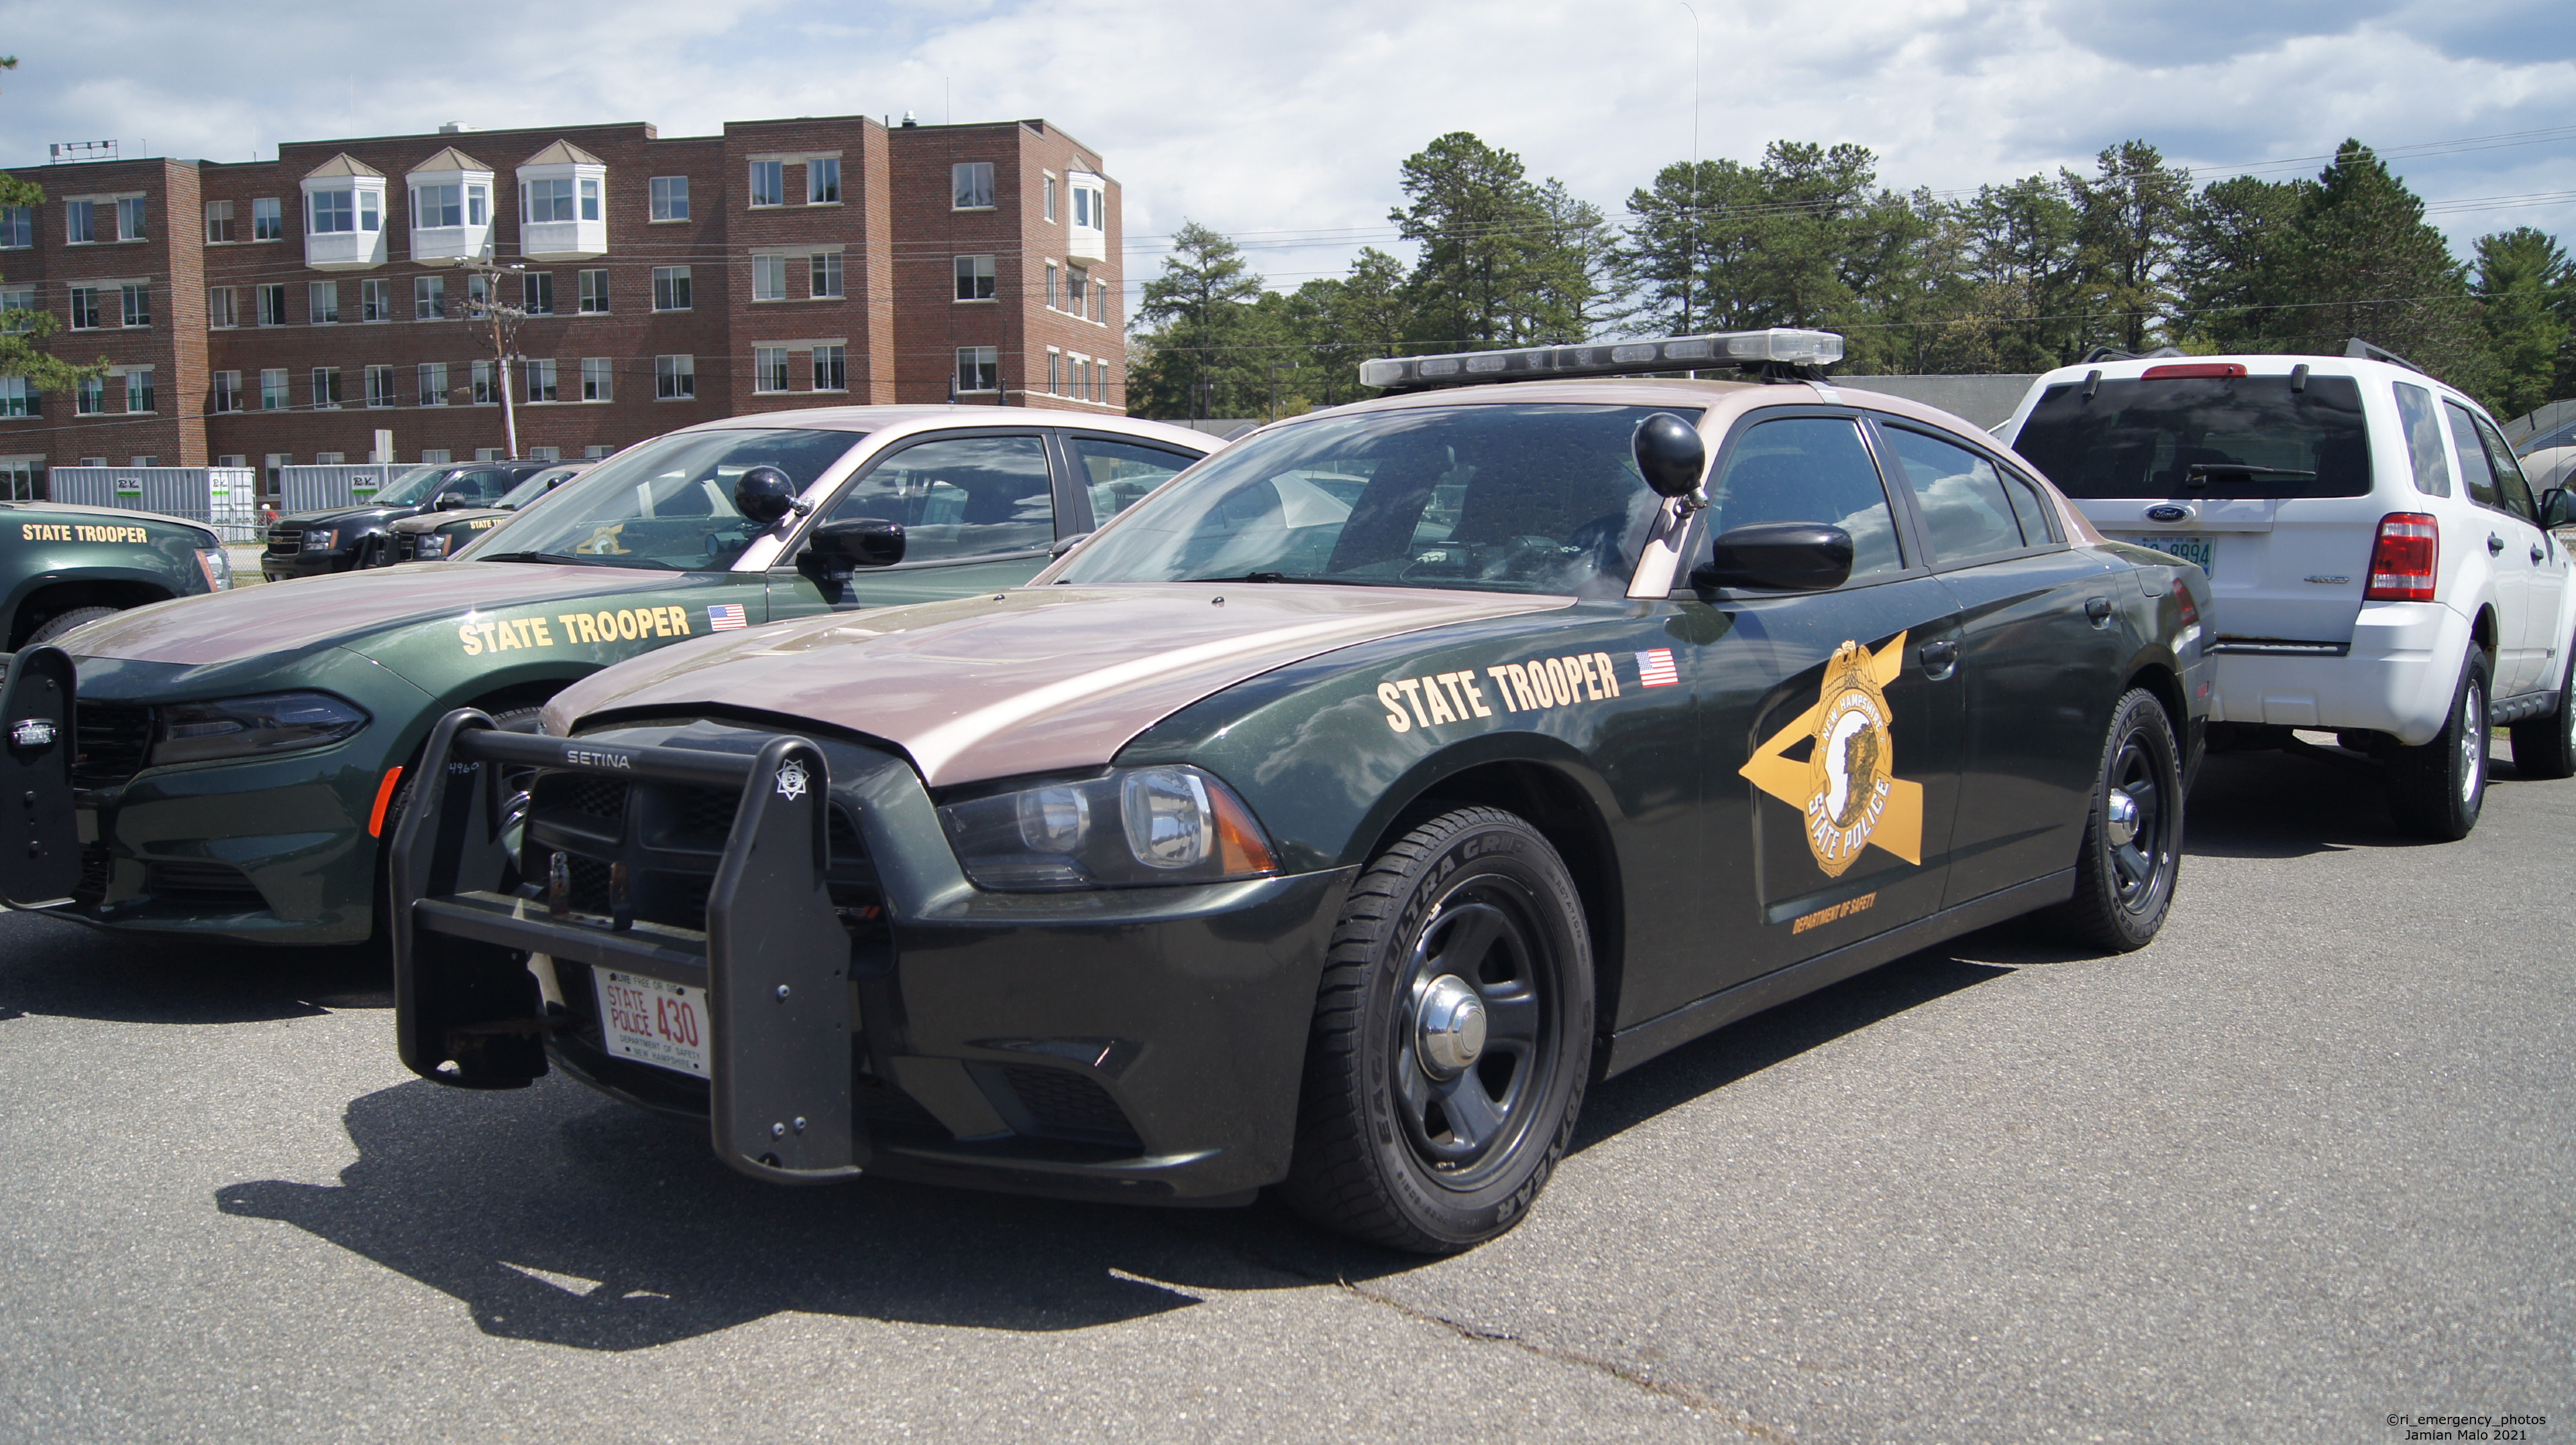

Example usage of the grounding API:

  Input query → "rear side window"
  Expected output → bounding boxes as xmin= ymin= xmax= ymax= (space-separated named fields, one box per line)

xmin=1707 ymin=417 xmax=1905 ymax=579
xmin=1880 ymin=425 xmax=2030 ymax=564
xmin=2392 ymin=382 xmax=2451 ymax=497
xmin=829 ymin=433 xmax=1055 ymax=562
xmin=1066 ymin=435 xmax=1197 ymax=525
xmin=2444 ymin=400 xmax=2501 ymax=509
xmin=2015 ymin=374 xmax=2373 ymax=500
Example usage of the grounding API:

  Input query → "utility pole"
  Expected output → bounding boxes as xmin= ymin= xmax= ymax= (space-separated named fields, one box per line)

xmin=460 ymin=256 xmax=528 ymax=458
xmin=1269 ymin=360 xmax=1297 ymax=423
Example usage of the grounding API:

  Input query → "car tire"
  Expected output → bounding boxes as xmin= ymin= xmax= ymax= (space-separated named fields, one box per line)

xmin=25 ymin=605 xmax=121 ymax=646
xmin=2386 ymin=648 xmax=2490 ymax=841
xmin=1281 ymin=806 xmax=1593 ymax=1254
xmin=2050 ymin=688 xmax=2185 ymax=953
xmin=2508 ymin=640 xmax=2575 ymax=781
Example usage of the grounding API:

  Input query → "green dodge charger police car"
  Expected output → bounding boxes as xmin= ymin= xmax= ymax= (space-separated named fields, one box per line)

xmin=384 ymin=331 xmax=2214 ymax=1253
xmin=0 ymin=409 xmax=1212 ymax=941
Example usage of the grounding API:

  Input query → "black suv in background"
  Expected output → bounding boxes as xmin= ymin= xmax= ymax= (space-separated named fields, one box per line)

xmin=261 ymin=460 xmax=556 ymax=580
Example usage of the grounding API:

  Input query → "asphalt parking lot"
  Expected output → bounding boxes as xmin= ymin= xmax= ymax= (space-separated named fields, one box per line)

xmin=1 ymin=741 xmax=2567 ymax=1443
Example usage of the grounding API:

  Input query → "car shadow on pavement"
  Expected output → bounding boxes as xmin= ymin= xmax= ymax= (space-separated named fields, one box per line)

xmin=2183 ymin=747 xmax=2415 ymax=859
xmin=0 ymin=913 xmax=390 ymax=1024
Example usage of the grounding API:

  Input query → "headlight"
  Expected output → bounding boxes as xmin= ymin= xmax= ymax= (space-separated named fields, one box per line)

xmin=413 ymin=533 xmax=451 ymax=559
xmin=937 ymin=764 xmax=1277 ymax=891
xmin=301 ymin=528 xmax=340 ymax=551
xmin=152 ymin=691 xmax=370 ymax=766
xmin=194 ymin=546 xmax=232 ymax=591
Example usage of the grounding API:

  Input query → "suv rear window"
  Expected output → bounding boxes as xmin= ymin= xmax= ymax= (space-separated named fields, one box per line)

xmin=2015 ymin=375 xmax=2372 ymax=500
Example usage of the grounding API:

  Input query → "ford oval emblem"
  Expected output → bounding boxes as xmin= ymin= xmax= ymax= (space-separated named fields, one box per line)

xmin=2145 ymin=504 xmax=2191 ymax=523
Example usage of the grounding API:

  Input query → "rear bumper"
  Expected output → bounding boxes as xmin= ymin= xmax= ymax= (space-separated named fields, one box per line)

xmin=2206 ymin=600 xmax=2467 ymax=746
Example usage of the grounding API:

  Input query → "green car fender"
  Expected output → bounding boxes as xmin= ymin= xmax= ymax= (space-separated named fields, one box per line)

xmin=0 ymin=513 xmax=214 ymax=643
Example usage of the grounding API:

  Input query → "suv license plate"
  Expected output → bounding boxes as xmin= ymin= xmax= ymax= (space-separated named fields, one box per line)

xmin=593 ymin=967 xmax=710 ymax=1077
xmin=2125 ymin=535 xmax=2214 ymax=576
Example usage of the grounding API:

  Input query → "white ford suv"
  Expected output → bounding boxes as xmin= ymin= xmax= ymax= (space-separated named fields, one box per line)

xmin=1998 ymin=347 xmax=2576 ymax=839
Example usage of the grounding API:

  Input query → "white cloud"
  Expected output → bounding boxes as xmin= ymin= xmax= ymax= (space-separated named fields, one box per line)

xmin=0 ymin=0 xmax=2567 ymax=299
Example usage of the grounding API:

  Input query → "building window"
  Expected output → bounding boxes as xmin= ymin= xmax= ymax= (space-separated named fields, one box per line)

xmin=584 ymin=445 xmax=612 ymax=459
xmin=955 ymin=255 xmax=996 ymax=302
xmin=415 ymin=276 xmax=446 ymax=320
xmin=466 ymin=272 xmax=489 ymax=309
xmin=207 ymin=287 xmax=237 ymax=329
xmin=418 ymin=362 xmax=448 ymax=407
xmin=1048 ymin=350 xmax=1061 ymax=395
xmin=1073 ymin=184 xmax=1097 ymax=229
xmin=468 ymin=185 xmax=488 ymax=225
xmin=257 ymin=284 xmax=286 ymax=327
xmin=955 ymin=346 xmax=998 ymax=394
xmin=117 ymin=197 xmax=148 ymax=242
xmin=524 ymin=178 xmax=575 ymax=223
xmin=0 ymin=378 xmax=41 ymax=417
xmin=806 ymin=157 xmax=840 ymax=204
xmin=650 ymin=175 xmax=688 ymax=221
xmin=752 ymin=346 xmax=789 ymax=393
xmin=748 ymin=160 xmax=783 ymax=207
xmin=529 ymin=445 xmax=560 ymax=462
xmin=952 ymin=162 xmax=994 ymax=210
xmin=366 ymin=364 xmax=398 ymax=409
xmin=751 ymin=255 xmax=788 ymax=302
xmin=260 ymin=369 xmax=288 ymax=411
xmin=581 ymin=357 xmax=612 ymax=401
xmin=580 ymin=178 xmax=600 ymax=221
xmin=526 ymin=358 xmax=557 ymax=403
xmin=123 ymin=370 xmax=154 ymax=412
xmin=415 ymin=183 xmax=464 ymax=227
xmin=68 ymin=287 xmax=100 ymax=330
xmin=120 ymin=282 xmax=151 ymax=328
xmin=812 ymin=344 xmax=846 ymax=392
xmin=317 ymin=452 xmax=345 ymax=465
xmin=309 ymin=189 xmax=354 ymax=234
xmin=205 ymin=199 xmax=236 ymax=243
xmin=471 ymin=360 xmax=494 ymax=405
xmin=474 ymin=448 xmax=504 ymax=462
xmin=0 ymin=207 xmax=30 ymax=248
xmin=360 ymin=278 xmax=391 ymax=322
xmin=75 ymin=377 xmax=103 ymax=415
xmin=250 ymin=197 xmax=282 ymax=240
xmin=655 ymin=354 xmax=695 ymax=399
xmin=421 ymin=449 xmax=451 ymax=464
xmin=810 ymin=252 xmax=843 ymax=299
xmin=1093 ymin=280 xmax=1106 ymax=323
xmin=1044 ymin=174 xmax=1059 ymax=221
xmin=312 ymin=367 xmax=341 ymax=409
xmin=1044 ymin=261 xmax=1058 ymax=309
xmin=578 ymin=269 xmax=608 ymax=313
xmin=66 ymin=200 xmax=95 ymax=244
xmin=0 ymin=286 xmax=26 ymax=335
xmin=652 ymin=266 xmax=691 ymax=311
xmin=309 ymin=281 xmax=339 ymax=325
xmin=1067 ymin=268 xmax=1087 ymax=317
xmin=522 ymin=272 xmax=553 ymax=315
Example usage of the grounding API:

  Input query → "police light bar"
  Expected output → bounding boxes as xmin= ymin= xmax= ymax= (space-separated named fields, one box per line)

xmin=1358 ymin=329 xmax=1845 ymax=392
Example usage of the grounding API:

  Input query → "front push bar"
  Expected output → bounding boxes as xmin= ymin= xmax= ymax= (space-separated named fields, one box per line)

xmin=390 ymin=707 xmax=865 ymax=1182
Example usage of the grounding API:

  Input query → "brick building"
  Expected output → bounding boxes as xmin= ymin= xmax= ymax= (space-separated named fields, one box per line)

xmin=0 ymin=114 xmax=1124 ymax=496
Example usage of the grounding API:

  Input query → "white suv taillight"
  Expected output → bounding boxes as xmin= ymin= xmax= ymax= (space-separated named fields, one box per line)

xmin=2364 ymin=513 xmax=2438 ymax=602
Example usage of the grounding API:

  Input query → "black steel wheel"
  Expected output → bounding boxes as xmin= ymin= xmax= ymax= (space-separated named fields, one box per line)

xmin=2387 ymin=649 xmax=2490 ymax=841
xmin=1282 ymin=806 xmax=1592 ymax=1254
xmin=2052 ymin=688 xmax=2183 ymax=952
xmin=2509 ymin=635 xmax=2576 ymax=781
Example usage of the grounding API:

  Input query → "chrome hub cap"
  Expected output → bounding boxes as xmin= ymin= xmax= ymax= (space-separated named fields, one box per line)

xmin=2104 ymin=788 xmax=2141 ymax=849
xmin=1415 ymin=973 xmax=1488 ymax=1077
xmin=2459 ymin=684 xmax=2483 ymax=804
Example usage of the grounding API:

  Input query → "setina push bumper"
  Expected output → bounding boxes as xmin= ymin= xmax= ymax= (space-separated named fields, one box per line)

xmin=390 ymin=708 xmax=1345 ymax=1201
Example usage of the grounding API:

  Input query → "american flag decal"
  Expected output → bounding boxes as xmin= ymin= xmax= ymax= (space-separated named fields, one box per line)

xmin=706 ymin=603 xmax=749 ymax=631
xmin=1635 ymin=649 xmax=1679 ymax=688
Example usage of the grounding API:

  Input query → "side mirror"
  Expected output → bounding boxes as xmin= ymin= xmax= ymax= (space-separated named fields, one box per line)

xmin=1633 ymin=413 xmax=1707 ymax=500
xmin=734 ymin=466 xmax=800 ymax=525
xmin=2542 ymin=487 xmax=2572 ymax=529
xmin=1049 ymin=531 xmax=1091 ymax=558
xmin=1693 ymin=523 xmax=1854 ymax=592
xmin=806 ymin=517 xmax=906 ymax=572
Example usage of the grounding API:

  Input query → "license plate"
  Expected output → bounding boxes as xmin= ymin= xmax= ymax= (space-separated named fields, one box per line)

xmin=592 ymin=967 xmax=710 ymax=1077
xmin=2124 ymin=535 xmax=2214 ymax=576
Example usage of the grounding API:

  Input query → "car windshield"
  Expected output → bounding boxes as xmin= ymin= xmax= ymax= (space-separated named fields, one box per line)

xmin=459 ymin=429 xmax=863 ymax=570
xmin=1054 ymin=403 xmax=1688 ymax=597
xmin=2015 ymin=375 xmax=2373 ymax=500
xmin=371 ymin=465 xmax=454 ymax=506
xmin=496 ymin=467 xmax=579 ymax=511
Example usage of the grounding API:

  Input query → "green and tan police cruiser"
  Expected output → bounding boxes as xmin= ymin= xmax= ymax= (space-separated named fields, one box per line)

xmin=0 ymin=498 xmax=232 ymax=646
xmin=7 ymin=408 xmax=1212 ymax=943
xmin=386 ymin=330 xmax=2213 ymax=1253
xmin=378 ymin=462 xmax=593 ymax=565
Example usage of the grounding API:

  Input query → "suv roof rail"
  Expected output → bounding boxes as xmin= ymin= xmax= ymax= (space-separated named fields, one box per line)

xmin=1360 ymin=329 xmax=1845 ymax=394
xmin=2343 ymin=337 xmax=2426 ymax=374
xmin=2076 ymin=345 xmax=2188 ymax=365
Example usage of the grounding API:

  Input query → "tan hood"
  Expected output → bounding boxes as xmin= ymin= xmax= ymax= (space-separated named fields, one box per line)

xmin=545 ymin=584 xmax=1567 ymax=786
xmin=68 ymin=561 xmax=694 ymax=666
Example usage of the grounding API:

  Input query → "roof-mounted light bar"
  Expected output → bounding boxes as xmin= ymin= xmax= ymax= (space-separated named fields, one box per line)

xmin=1358 ymin=328 xmax=1845 ymax=392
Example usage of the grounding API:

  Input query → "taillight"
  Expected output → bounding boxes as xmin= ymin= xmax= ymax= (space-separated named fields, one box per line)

xmin=2365 ymin=513 xmax=2438 ymax=602
xmin=2171 ymin=577 xmax=2198 ymax=627
xmin=2141 ymin=362 xmax=2249 ymax=379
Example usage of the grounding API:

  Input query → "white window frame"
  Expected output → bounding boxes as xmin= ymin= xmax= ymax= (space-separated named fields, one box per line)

xmin=207 ymin=286 xmax=237 ymax=330
xmin=119 ymin=282 xmax=151 ymax=328
xmin=649 ymin=175 xmax=689 ymax=221
xmin=360 ymin=278 xmax=391 ymax=323
xmin=810 ymin=252 xmax=844 ymax=299
xmin=418 ymin=362 xmax=449 ymax=407
xmin=751 ymin=255 xmax=788 ymax=303
xmin=578 ymin=268 xmax=609 ymax=314
xmin=311 ymin=366 xmax=341 ymax=410
xmin=652 ymin=266 xmax=692 ymax=311
xmin=415 ymin=275 xmax=446 ymax=320
xmin=204 ymin=199 xmax=236 ymax=243
xmin=955 ymin=254 xmax=996 ymax=303
xmin=806 ymin=156 xmax=841 ymax=205
xmin=955 ymin=345 xmax=999 ymax=394
xmin=259 ymin=369 xmax=288 ymax=411
xmin=365 ymin=364 xmax=397 ymax=409
xmin=67 ymin=286 xmax=100 ymax=331
xmin=526 ymin=358 xmax=558 ymax=403
xmin=655 ymin=354 xmax=696 ymax=400
xmin=748 ymin=160 xmax=784 ymax=208
xmin=581 ymin=357 xmax=612 ymax=402
xmin=256 ymin=284 xmax=286 ymax=327
xmin=210 ymin=371 xmax=241 ymax=413
xmin=251 ymin=197 xmax=283 ymax=241
xmin=307 ymin=281 xmax=339 ymax=325
xmin=812 ymin=343 xmax=846 ymax=392
xmin=952 ymin=162 xmax=995 ymax=210
xmin=752 ymin=345 xmax=790 ymax=394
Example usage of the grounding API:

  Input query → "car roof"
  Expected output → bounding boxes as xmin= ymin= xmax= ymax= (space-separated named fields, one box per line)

xmin=2020 ymin=353 xmax=2479 ymax=407
xmin=674 ymin=405 xmax=1220 ymax=451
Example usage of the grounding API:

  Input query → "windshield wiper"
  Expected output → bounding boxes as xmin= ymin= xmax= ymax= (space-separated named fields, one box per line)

xmin=2186 ymin=463 xmax=2317 ymax=486
xmin=478 ymin=549 xmax=682 ymax=570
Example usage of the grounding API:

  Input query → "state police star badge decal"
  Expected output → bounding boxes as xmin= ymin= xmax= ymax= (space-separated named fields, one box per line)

xmin=773 ymin=759 xmax=810 ymax=802
xmin=1737 ymin=633 xmax=1925 ymax=879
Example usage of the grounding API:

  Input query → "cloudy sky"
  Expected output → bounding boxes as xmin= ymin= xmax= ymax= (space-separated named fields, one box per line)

xmin=2 ymin=0 xmax=2570 ymax=306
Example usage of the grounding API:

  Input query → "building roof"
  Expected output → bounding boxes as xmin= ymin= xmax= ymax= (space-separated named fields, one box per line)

xmin=520 ymin=140 xmax=605 ymax=167
xmin=302 ymin=152 xmax=384 ymax=180
xmin=406 ymin=146 xmax=491 ymax=176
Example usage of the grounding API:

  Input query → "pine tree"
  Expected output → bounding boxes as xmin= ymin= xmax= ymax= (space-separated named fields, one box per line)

xmin=1127 ymin=221 xmax=1271 ymax=419
xmin=2472 ymin=227 xmax=2572 ymax=419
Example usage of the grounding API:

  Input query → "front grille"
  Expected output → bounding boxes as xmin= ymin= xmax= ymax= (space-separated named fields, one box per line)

xmin=266 ymin=527 xmax=303 ymax=554
xmin=73 ymin=702 xmax=154 ymax=787
xmin=395 ymin=533 xmax=418 ymax=562
xmin=146 ymin=860 xmax=267 ymax=907
xmin=998 ymin=1065 xmax=1142 ymax=1148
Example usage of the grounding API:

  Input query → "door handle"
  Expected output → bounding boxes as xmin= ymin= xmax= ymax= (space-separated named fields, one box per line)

xmin=1919 ymin=639 xmax=1959 ymax=678
xmin=2084 ymin=595 xmax=2114 ymax=627
xmin=2488 ymin=533 xmax=2505 ymax=555
xmin=2533 ymin=543 xmax=2547 ymax=564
